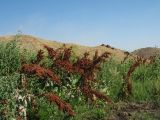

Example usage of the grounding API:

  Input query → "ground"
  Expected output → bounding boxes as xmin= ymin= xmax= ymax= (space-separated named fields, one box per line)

xmin=107 ymin=102 xmax=160 ymax=120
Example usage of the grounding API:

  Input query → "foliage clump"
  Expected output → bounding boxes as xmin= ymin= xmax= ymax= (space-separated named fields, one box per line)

xmin=19 ymin=44 xmax=112 ymax=117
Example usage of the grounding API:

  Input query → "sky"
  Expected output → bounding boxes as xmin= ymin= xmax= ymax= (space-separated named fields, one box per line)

xmin=0 ymin=0 xmax=160 ymax=51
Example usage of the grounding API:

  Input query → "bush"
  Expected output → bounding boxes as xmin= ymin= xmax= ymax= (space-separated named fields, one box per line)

xmin=0 ymin=40 xmax=20 ymax=76
xmin=0 ymin=39 xmax=21 ymax=119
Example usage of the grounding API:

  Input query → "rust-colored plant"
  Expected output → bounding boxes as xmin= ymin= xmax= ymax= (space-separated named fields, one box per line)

xmin=21 ymin=64 xmax=61 ymax=85
xmin=44 ymin=45 xmax=57 ymax=59
xmin=33 ymin=49 xmax=44 ymax=64
xmin=122 ymin=51 xmax=130 ymax=63
xmin=43 ymin=45 xmax=112 ymax=103
xmin=121 ymin=57 xmax=147 ymax=99
xmin=81 ymin=86 xmax=112 ymax=103
xmin=44 ymin=92 xmax=75 ymax=116
xmin=20 ymin=45 xmax=112 ymax=116
xmin=73 ymin=51 xmax=112 ymax=103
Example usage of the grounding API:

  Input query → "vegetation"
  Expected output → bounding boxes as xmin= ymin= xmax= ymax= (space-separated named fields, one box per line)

xmin=0 ymin=39 xmax=160 ymax=120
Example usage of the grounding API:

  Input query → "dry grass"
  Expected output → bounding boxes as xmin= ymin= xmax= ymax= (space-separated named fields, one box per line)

xmin=132 ymin=47 xmax=160 ymax=59
xmin=0 ymin=34 xmax=135 ymax=60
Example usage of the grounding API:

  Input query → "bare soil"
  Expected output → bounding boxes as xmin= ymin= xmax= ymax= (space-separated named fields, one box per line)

xmin=107 ymin=102 xmax=160 ymax=120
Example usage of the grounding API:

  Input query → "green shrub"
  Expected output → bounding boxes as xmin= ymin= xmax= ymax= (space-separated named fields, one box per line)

xmin=0 ymin=73 xmax=20 ymax=119
xmin=0 ymin=40 xmax=21 ymax=119
xmin=0 ymin=40 xmax=20 ymax=76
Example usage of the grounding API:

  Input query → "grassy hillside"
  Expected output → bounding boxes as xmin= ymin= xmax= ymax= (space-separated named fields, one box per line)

xmin=132 ymin=47 xmax=160 ymax=59
xmin=0 ymin=34 xmax=134 ymax=60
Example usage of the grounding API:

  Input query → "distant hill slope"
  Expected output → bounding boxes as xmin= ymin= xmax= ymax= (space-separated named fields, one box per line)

xmin=132 ymin=47 xmax=160 ymax=59
xmin=0 ymin=35 xmax=133 ymax=60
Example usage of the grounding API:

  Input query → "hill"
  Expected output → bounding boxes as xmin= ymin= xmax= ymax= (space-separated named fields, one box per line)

xmin=0 ymin=34 xmax=133 ymax=60
xmin=132 ymin=47 xmax=160 ymax=59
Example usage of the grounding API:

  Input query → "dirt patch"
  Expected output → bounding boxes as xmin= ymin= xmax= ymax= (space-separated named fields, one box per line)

xmin=107 ymin=102 xmax=160 ymax=120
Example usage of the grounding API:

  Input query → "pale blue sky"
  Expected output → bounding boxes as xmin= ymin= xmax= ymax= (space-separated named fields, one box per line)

xmin=0 ymin=0 xmax=160 ymax=51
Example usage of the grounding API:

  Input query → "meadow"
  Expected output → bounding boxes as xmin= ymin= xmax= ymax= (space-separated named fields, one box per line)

xmin=0 ymin=39 xmax=160 ymax=120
